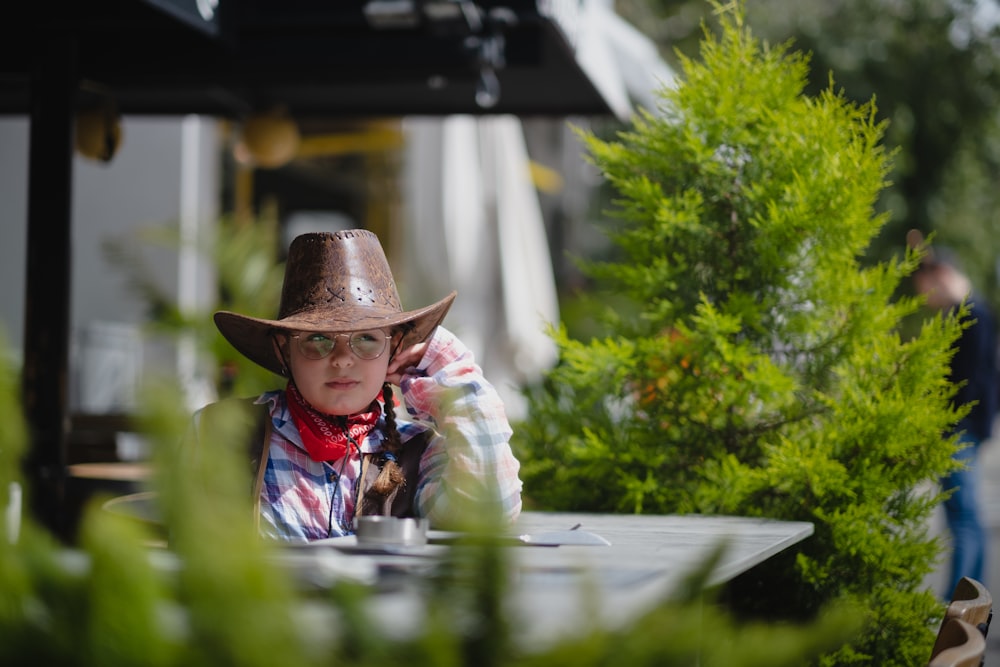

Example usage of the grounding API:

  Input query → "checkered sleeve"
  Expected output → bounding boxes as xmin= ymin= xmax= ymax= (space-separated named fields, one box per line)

xmin=400 ymin=326 xmax=523 ymax=527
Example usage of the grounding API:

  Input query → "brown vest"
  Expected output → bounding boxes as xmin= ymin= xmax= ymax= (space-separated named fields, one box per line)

xmin=232 ymin=398 xmax=431 ymax=527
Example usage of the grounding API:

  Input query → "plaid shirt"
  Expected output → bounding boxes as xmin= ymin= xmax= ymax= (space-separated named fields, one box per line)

xmin=255 ymin=326 xmax=522 ymax=542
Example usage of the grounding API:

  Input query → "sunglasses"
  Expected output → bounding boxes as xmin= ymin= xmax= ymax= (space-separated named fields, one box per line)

xmin=289 ymin=330 xmax=389 ymax=361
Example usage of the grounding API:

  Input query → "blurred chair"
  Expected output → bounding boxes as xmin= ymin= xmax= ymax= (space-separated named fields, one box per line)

xmin=928 ymin=618 xmax=986 ymax=667
xmin=929 ymin=577 xmax=992 ymax=667
xmin=945 ymin=577 xmax=993 ymax=636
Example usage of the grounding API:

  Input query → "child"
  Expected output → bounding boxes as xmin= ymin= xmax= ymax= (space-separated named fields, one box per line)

xmin=198 ymin=229 xmax=522 ymax=542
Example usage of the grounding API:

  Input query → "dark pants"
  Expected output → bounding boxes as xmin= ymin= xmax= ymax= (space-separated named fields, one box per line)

xmin=942 ymin=434 xmax=986 ymax=597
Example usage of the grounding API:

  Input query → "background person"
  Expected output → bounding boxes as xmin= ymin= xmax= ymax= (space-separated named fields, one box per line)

xmin=911 ymin=236 xmax=998 ymax=595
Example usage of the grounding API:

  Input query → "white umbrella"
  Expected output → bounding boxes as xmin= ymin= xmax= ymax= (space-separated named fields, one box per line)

xmin=399 ymin=1 xmax=676 ymax=418
xmin=489 ymin=116 xmax=559 ymax=377
xmin=401 ymin=115 xmax=559 ymax=419
xmin=572 ymin=0 xmax=676 ymax=120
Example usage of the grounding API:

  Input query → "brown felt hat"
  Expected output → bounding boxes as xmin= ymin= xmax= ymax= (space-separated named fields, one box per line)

xmin=214 ymin=229 xmax=456 ymax=375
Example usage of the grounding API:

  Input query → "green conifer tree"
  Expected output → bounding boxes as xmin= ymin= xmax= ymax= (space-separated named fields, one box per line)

xmin=516 ymin=3 xmax=965 ymax=664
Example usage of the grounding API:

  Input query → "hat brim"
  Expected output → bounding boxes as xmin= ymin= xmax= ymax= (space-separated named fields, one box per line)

xmin=214 ymin=291 xmax=456 ymax=375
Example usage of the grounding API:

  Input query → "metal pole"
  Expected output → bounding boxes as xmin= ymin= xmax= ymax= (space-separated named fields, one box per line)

xmin=22 ymin=34 xmax=78 ymax=540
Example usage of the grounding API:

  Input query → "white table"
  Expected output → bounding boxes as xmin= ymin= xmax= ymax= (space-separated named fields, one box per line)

xmin=99 ymin=494 xmax=814 ymax=648
xmin=505 ymin=512 xmax=813 ymax=646
xmin=286 ymin=511 xmax=814 ymax=649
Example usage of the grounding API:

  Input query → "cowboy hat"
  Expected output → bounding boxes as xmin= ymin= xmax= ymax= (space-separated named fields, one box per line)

xmin=214 ymin=229 xmax=455 ymax=375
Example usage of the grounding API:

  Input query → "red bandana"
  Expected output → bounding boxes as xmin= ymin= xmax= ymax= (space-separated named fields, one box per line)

xmin=285 ymin=383 xmax=382 ymax=462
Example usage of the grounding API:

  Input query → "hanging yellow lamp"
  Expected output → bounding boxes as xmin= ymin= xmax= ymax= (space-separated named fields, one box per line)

xmin=75 ymin=99 xmax=123 ymax=163
xmin=239 ymin=109 xmax=301 ymax=168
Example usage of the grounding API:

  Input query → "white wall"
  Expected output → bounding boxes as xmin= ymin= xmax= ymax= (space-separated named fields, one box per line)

xmin=0 ymin=116 xmax=219 ymax=411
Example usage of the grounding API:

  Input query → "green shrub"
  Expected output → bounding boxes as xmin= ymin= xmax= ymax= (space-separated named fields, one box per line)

xmin=515 ymin=3 xmax=962 ymax=665
xmin=0 ymin=338 xmax=861 ymax=665
xmin=0 ymin=148 xmax=863 ymax=667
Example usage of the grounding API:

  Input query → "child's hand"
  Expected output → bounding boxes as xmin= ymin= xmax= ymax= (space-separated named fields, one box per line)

xmin=386 ymin=341 xmax=428 ymax=386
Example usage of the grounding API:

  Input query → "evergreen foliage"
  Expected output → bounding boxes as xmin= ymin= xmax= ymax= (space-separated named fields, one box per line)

xmin=0 ymin=108 xmax=863 ymax=663
xmin=621 ymin=0 xmax=1000 ymax=315
xmin=0 ymin=335 xmax=861 ymax=665
xmin=515 ymin=3 xmax=965 ymax=664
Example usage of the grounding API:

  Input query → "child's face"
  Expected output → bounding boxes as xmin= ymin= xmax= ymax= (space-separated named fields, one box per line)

xmin=281 ymin=329 xmax=393 ymax=416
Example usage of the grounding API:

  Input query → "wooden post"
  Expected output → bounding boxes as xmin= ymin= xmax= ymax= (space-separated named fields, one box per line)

xmin=22 ymin=34 xmax=78 ymax=540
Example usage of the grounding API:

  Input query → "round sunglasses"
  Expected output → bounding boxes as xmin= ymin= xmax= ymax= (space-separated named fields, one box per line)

xmin=290 ymin=330 xmax=389 ymax=361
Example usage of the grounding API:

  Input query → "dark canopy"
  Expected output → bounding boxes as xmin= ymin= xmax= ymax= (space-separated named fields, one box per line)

xmin=0 ymin=0 xmax=611 ymax=117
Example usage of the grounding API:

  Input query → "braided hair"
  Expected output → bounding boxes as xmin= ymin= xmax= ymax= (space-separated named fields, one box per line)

xmin=368 ymin=323 xmax=415 ymax=499
xmin=369 ymin=381 xmax=406 ymax=498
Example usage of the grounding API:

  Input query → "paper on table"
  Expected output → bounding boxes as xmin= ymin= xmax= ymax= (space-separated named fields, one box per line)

xmin=519 ymin=529 xmax=611 ymax=546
